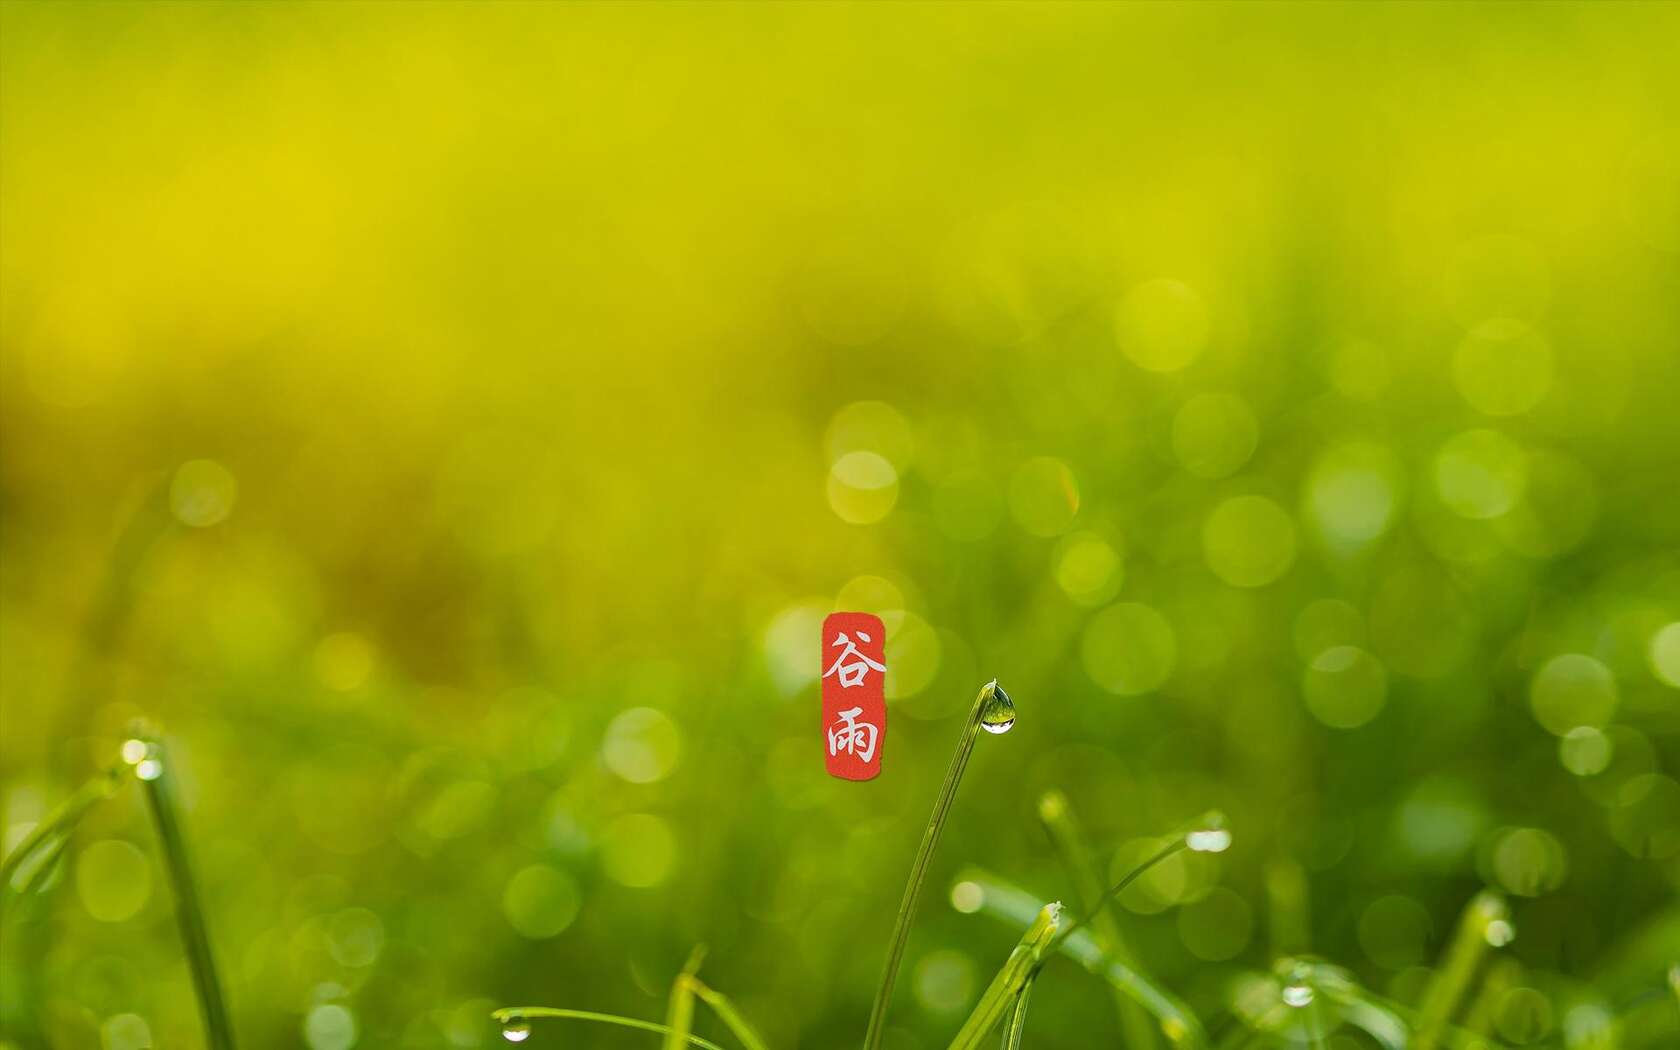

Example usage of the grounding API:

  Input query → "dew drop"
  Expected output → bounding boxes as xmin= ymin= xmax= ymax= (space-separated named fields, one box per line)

xmin=135 ymin=759 xmax=163 ymax=781
xmin=1282 ymin=983 xmax=1314 ymax=1008
xmin=1186 ymin=828 xmax=1232 ymax=853
xmin=979 ymin=681 xmax=1016 ymax=734
xmin=501 ymin=1021 xmax=532 ymax=1043
xmin=120 ymin=739 xmax=148 ymax=765
xmin=1484 ymin=918 xmax=1515 ymax=946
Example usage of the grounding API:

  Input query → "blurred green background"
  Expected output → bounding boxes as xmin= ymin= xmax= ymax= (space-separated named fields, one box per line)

xmin=2 ymin=2 xmax=1679 ymax=1049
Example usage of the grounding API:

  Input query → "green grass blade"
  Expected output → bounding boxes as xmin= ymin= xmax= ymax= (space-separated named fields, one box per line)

xmin=947 ymin=902 xmax=1062 ymax=1050
xmin=691 ymin=978 xmax=772 ymax=1050
xmin=1306 ymin=964 xmax=1408 ymax=1050
xmin=955 ymin=868 xmax=1208 ymax=1049
xmin=1415 ymin=890 xmax=1510 ymax=1050
xmin=1001 ymin=974 xmax=1035 ymax=1050
xmin=664 ymin=947 xmax=707 ymax=1050
xmin=0 ymin=767 xmax=123 ymax=903
xmin=1037 ymin=790 xmax=1156 ymax=1050
xmin=863 ymin=679 xmax=1014 ymax=1050
xmin=493 ymin=1008 xmax=728 ymax=1050
xmin=132 ymin=735 xmax=237 ymax=1050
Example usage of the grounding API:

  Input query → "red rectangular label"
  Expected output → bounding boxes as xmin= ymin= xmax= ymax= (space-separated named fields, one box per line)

xmin=822 ymin=612 xmax=886 ymax=781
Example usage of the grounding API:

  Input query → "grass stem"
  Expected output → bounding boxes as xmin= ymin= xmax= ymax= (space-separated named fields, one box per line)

xmin=134 ymin=735 xmax=237 ymax=1050
xmin=493 ymin=1008 xmax=728 ymax=1050
xmin=0 ymin=767 xmax=122 ymax=901
xmin=1414 ymin=890 xmax=1508 ymax=1050
xmin=862 ymin=680 xmax=1012 ymax=1050
xmin=947 ymin=902 xmax=1062 ymax=1050
xmin=1000 ymin=974 xmax=1035 ymax=1050
xmin=1037 ymin=790 xmax=1156 ymax=1050
xmin=689 ymin=978 xmax=771 ymax=1050
xmin=663 ymin=947 xmax=707 ymax=1050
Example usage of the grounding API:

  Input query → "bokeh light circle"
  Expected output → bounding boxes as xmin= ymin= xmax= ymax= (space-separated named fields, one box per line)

xmin=170 ymin=459 xmax=237 ymax=527
xmin=76 ymin=840 xmax=150 ymax=923
xmin=601 ymin=707 xmax=681 ymax=784
xmin=825 ymin=401 xmax=913 ymax=472
xmin=1649 ymin=622 xmax=1680 ymax=687
xmin=303 ymin=1004 xmax=357 ymax=1050
xmin=1177 ymin=887 xmax=1253 ymax=961
xmin=1303 ymin=646 xmax=1388 ymax=729
xmin=1559 ymin=726 xmax=1613 ymax=777
xmin=502 ymin=864 xmax=581 ymax=939
xmin=1489 ymin=827 xmax=1568 ymax=897
xmin=1054 ymin=531 xmax=1124 ymax=607
xmin=883 ymin=611 xmax=942 ymax=700
xmin=1306 ymin=442 xmax=1402 ymax=548
xmin=1529 ymin=654 xmax=1618 ymax=737
xmin=1454 ymin=319 xmax=1553 ymax=416
xmin=600 ymin=813 xmax=676 ymax=888
xmin=912 ymin=950 xmax=977 ymax=1015
xmin=1609 ymin=774 xmax=1680 ymax=858
xmin=1433 ymin=430 xmax=1526 ymax=520
xmin=828 ymin=451 xmax=899 ymax=524
xmin=1115 ymin=279 xmax=1210 ymax=373
xmin=1081 ymin=602 xmax=1177 ymax=695
xmin=1203 ymin=495 xmax=1297 ymax=587
xmin=1008 ymin=457 xmax=1080 ymax=537
xmin=1357 ymin=895 xmax=1433 ymax=969
xmin=1172 ymin=393 xmax=1258 ymax=479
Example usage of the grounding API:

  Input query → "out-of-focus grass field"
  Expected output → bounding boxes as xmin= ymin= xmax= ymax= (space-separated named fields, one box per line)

xmin=3 ymin=2 xmax=1679 ymax=1049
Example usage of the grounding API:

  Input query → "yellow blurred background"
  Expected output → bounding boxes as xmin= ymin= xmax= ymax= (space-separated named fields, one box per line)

xmin=3 ymin=3 xmax=1679 ymax=1049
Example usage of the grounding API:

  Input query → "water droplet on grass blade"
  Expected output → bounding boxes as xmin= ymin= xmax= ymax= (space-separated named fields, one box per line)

xmin=979 ymin=680 xmax=1015 ymax=734
xmin=1186 ymin=811 xmax=1231 ymax=852
xmin=135 ymin=759 xmax=163 ymax=781
xmin=1282 ymin=983 xmax=1314 ymax=1008
xmin=1485 ymin=918 xmax=1515 ymax=946
xmin=501 ymin=1021 xmax=532 ymax=1043
xmin=1186 ymin=828 xmax=1231 ymax=853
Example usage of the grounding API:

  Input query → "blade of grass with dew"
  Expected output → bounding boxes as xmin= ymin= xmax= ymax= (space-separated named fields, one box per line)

xmin=1297 ymin=960 xmax=1409 ymax=1050
xmin=954 ymin=866 xmax=1209 ymax=1049
xmin=1001 ymin=974 xmax=1035 ymax=1050
xmin=131 ymin=733 xmax=237 ymax=1050
xmin=1337 ymin=976 xmax=1512 ymax=1050
xmin=0 ymin=766 xmax=124 ymax=904
xmin=1051 ymin=808 xmax=1227 ymax=955
xmin=689 ymin=977 xmax=772 ymax=1050
xmin=947 ymin=901 xmax=1062 ymax=1050
xmin=862 ymin=679 xmax=1015 ymax=1050
xmin=1415 ymin=891 xmax=1511 ymax=1050
xmin=664 ymin=947 xmax=707 ymax=1050
xmin=1038 ymin=789 xmax=1157 ymax=1050
xmin=492 ymin=1008 xmax=728 ymax=1050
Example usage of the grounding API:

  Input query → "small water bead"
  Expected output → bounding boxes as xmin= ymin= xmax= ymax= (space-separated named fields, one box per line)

xmin=501 ymin=1021 xmax=532 ymax=1043
xmin=979 ymin=681 xmax=1015 ymax=734
xmin=135 ymin=759 xmax=163 ymax=781
xmin=1186 ymin=829 xmax=1232 ymax=853
xmin=120 ymin=739 xmax=148 ymax=764
xmin=1484 ymin=918 xmax=1515 ymax=947
xmin=1282 ymin=983 xmax=1314 ymax=1008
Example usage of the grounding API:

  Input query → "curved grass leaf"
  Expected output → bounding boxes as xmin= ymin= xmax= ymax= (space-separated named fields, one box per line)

xmin=493 ymin=1008 xmax=728 ymax=1050
xmin=947 ymin=902 xmax=1062 ymax=1050
xmin=954 ymin=868 xmax=1208 ymax=1049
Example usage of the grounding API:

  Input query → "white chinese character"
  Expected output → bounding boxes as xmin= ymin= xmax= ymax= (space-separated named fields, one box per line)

xmin=824 ymin=630 xmax=885 ymax=689
xmin=827 ymin=706 xmax=879 ymax=763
